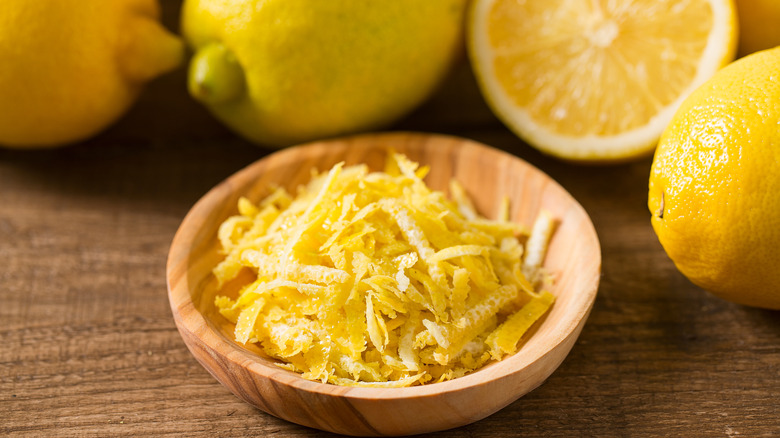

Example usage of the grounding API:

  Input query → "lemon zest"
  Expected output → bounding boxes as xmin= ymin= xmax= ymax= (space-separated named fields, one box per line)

xmin=213 ymin=153 xmax=556 ymax=386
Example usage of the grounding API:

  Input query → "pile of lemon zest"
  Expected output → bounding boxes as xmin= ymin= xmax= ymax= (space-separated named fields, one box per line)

xmin=212 ymin=153 xmax=557 ymax=386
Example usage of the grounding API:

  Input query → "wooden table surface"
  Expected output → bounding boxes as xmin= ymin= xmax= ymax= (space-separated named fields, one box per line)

xmin=2 ymin=4 xmax=779 ymax=437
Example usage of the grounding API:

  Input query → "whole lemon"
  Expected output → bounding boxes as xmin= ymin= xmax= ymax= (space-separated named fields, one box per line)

xmin=181 ymin=0 xmax=467 ymax=147
xmin=735 ymin=0 xmax=780 ymax=56
xmin=0 ymin=0 xmax=184 ymax=148
xmin=648 ymin=47 xmax=780 ymax=309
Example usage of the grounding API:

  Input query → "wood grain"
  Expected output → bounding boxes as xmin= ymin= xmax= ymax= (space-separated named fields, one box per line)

xmin=1 ymin=1 xmax=780 ymax=436
xmin=166 ymin=133 xmax=600 ymax=435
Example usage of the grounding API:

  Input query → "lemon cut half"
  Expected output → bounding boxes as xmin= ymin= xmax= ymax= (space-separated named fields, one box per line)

xmin=468 ymin=0 xmax=737 ymax=162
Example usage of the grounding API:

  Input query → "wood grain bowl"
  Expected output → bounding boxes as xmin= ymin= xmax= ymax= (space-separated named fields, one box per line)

xmin=166 ymin=132 xmax=601 ymax=436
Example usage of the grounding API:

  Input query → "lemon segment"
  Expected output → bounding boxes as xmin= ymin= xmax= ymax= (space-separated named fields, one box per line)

xmin=468 ymin=0 xmax=737 ymax=161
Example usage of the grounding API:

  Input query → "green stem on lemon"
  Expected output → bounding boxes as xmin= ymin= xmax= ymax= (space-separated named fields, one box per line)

xmin=188 ymin=43 xmax=245 ymax=104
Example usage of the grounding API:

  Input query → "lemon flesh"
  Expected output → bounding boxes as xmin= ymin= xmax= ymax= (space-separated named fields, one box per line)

xmin=181 ymin=0 xmax=467 ymax=148
xmin=0 ymin=0 xmax=183 ymax=148
xmin=468 ymin=0 xmax=737 ymax=162
xmin=649 ymin=47 xmax=780 ymax=310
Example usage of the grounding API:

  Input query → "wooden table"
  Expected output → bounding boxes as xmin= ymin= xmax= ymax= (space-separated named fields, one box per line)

xmin=2 ymin=4 xmax=779 ymax=437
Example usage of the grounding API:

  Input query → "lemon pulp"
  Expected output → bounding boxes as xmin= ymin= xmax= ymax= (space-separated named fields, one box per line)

xmin=468 ymin=0 xmax=737 ymax=161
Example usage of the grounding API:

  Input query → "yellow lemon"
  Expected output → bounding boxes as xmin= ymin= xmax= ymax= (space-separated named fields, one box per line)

xmin=468 ymin=0 xmax=737 ymax=162
xmin=648 ymin=47 xmax=780 ymax=310
xmin=735 ymin=0 xmax=780 ymax=56
xmin=181 ymin=0 xmax=467 ymax=147
xmin=0 ymin=0 xmax=184 ymax=149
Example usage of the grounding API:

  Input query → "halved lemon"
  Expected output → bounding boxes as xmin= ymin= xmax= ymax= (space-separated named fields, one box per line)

xmin=468 ymin=0 xmax=737 ymax=162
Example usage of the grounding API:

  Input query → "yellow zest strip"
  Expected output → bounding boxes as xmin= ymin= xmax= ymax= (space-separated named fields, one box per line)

xmin=241 ymin=250 xmax=350 ymax=284
xmin=522 ymin=209 xmax=557 ymax=281
xmin=487 ymin=291 xmax=556 ymax=358
xmin=429 ymin=245 xmax=490 ymax=264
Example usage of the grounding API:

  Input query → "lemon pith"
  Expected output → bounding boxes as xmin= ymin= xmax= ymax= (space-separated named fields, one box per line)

xmin=649 ymin=47 xmax=780 ymax=310
xmin=468 ymin=0 xmax=737 ymax=161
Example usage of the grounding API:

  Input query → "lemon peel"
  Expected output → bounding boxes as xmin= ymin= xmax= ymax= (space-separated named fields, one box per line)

xmin=649 ymin=47 xmax=780 ymax=310
xmin=0 ymin=0 xmax=183 ymax=148
xmin=181 ymin=0 xmax=467 ymax=147
xmin=213 ymin=154 xmax=556 ymax=386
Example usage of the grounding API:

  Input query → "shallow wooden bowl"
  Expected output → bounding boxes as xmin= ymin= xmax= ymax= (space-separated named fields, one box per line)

xmin=167 ymin=132 xmax=601 ymax=436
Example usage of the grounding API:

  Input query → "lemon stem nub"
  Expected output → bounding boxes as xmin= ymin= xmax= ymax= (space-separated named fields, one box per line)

xmin=657 ymin=191 xmax=665 ymax=219
xmin=120 ymin=18 xmax=184 ymax=83
xmin=188 ymin=43 xmax=245 ymax=104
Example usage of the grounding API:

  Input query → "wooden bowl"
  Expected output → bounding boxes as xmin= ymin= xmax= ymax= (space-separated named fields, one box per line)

xmin=166 ymin=132 xmax=601 ymax=436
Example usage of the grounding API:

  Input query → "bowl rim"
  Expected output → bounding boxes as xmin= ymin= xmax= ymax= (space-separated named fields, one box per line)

xmin=166 ymin=131 xmax=601 ymax=401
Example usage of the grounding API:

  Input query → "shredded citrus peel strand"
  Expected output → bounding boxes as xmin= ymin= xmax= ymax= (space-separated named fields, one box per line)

xmin=212 ymin=153 xmax=557 ymax=386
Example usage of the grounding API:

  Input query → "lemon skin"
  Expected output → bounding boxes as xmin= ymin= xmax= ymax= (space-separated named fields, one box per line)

xmin=0 ymin=0 xmax=183 ymax=148
xmin=181 ymin=0 xmax=467 ymax=148
xmin=649 ymin=47 xmax=780 ymax=309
